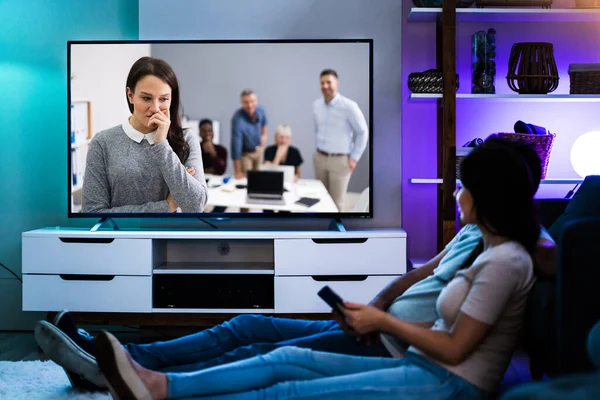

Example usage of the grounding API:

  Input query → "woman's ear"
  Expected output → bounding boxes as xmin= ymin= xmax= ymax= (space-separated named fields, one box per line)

xmin=126 ymin=87 xmax=133 ymax=104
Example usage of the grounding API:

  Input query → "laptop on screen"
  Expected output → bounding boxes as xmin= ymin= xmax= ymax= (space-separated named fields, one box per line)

xmin=260 ymin=164 xmax=294 ymax=183
xmin=246 ymin=170 xmax=285 ymax=205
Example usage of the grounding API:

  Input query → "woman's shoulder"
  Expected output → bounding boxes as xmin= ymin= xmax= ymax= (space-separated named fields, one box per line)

xmin=90 ymin=125 xmax=125 ymax=144
xmin=477 ymin=242 xmax=533 ymax=279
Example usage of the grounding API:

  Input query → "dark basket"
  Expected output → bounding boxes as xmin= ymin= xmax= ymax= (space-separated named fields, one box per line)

xmin=569 ymin=64 xmax=600 ymax=94
xmin=476 ymin=0 xmax=552 ymax=7
xmin=496 ymin=132 xmax=556 ymax=179
xmin=408 ymin=69 xmax=459 ymax=94
xmin=507 ymin=42 xmax=559 ymax=94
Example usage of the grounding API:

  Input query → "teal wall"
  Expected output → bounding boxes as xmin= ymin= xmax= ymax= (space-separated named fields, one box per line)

xmin=0 ymin=0 xmax=139 ymax=329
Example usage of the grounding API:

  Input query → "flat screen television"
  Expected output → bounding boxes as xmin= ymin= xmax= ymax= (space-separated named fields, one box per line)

xmin=68 ymin=39 xmax=373 ymax=219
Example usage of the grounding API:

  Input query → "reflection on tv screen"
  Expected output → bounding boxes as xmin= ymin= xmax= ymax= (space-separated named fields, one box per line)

xmin=69 ymin=40 xmax=372 ymax=216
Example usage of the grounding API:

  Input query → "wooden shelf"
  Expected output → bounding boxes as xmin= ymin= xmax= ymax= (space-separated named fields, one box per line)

xmin=409 ymin=178 xmax=584 ymax=184
xmin=408 ymin=7 xmax=600 ymax=22
xmin=409 ymin=93 xmax=600 ymax=102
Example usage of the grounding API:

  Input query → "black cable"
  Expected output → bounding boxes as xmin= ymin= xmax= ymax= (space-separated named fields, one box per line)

xmin=565 ymin=184 xmax=580 ymax=199
xmin=0 ymin=262 xmax=22 ymax=283
xmin=198 ymin=217 xmax=218 ymax=229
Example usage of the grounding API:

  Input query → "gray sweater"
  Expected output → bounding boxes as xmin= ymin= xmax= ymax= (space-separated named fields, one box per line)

xmin=82 ymin=124 xmax=207 ymax=213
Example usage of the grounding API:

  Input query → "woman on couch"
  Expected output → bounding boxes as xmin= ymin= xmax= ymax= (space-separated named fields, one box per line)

xmin=92 ymin=138 xmax=542 ymax=400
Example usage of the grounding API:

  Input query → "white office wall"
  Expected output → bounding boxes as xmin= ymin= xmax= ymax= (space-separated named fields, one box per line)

xmin=70 ymin=44 xmax=151 ymax=135
xmin=138 ymin=0 xmax=403 ymax=228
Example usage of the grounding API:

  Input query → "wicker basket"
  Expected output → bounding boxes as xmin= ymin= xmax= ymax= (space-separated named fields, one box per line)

xmin=456 ymin=147 xmax=473 ymax=178
xmin=496 ymin=132 xmax=556 ymax=179
xmin=507 ymin=42 xmax=559 ymax=95
xmin=408 ymin=69 xmax=459 ymax=94
xmin=476 ymin=0 xmax=552 ymax=7
xmin=569 ymin=64 xmax=600 ymax=94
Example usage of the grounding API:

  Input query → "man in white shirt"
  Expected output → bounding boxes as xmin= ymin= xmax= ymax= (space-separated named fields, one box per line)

xmin=313 ymin=69 xmax=368 ymax=211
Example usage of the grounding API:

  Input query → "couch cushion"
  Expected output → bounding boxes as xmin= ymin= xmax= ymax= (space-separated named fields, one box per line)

xmin=548 ymin=176 xmax=600 ymax=241
xmin=588 ymin=320 xmax=600 ymax=369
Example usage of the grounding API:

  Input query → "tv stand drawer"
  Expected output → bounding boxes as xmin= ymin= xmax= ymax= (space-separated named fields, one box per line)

xmin=274 ymin=275 xmax=397 ymax=313
xmin=23 ymin=275 xmax=151 ymax=312
xmin=274 ymin=237 xmax=406 ymax=275
xmin=22 ymin=236 xmax=153 ymax=275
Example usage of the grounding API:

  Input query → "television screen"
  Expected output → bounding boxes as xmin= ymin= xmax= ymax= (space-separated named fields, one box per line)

xmin=68 ymin=40 xmax=372 ymax=218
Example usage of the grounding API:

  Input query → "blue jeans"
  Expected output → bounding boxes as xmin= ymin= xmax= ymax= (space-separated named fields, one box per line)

xmin=167 ymin=346 xmax=484 ymax=399
xmin=124 ymin=315 xmax=390 ymax=373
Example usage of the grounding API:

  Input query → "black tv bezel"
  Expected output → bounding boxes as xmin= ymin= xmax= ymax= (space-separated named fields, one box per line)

xmin=67 ymin=39 xmax=374 ymax=220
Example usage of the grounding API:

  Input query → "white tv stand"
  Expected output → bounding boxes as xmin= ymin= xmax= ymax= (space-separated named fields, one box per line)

xmin=22 ymin=228 xmax=406 ymax=317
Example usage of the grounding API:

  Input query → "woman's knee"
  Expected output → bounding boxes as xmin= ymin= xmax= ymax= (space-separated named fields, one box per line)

xmin=264 ymin=346 xmax=310 ymax=362
xmin=229 ymin=314 xmax=269 ymax=329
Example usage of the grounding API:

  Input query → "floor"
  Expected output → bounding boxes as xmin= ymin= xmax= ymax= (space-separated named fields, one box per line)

xmin=0 ymin=330 xmax=150 ymax=362
xmin=0 ymin=332 xmax=41 ymax=361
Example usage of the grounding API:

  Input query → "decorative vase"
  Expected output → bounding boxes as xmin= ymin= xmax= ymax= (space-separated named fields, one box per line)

xmin=507 ymin=42 xmax=559 ymax=94
xmin=471 ymin=29 xmax=496 ymax=94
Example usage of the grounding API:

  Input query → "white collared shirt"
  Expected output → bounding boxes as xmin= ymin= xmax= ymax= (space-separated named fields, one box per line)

xmin=313 ymin=93 xmax=368 ymax=161
xmin=122 ymin=119 xmax=156 ymax=144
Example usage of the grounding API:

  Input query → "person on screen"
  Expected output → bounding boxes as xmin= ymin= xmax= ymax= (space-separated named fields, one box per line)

xmin=313 ymin=69 xmax=368 ymax=211
xmin=39 ymin=138 xmax=547 ymax=399
xmin=230 ymin=89 xmax=268 ymax=180
xmin=263 ymin=124 xmax=303 ymax=181
xmin=199 ymin=119 xmax=227 ymax=175
xmin=81 ymin=56 xmax=207 ymax=213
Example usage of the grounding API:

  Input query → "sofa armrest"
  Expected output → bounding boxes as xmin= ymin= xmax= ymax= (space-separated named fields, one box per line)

xmin=556 ymin=217 xmax=600 ymax=374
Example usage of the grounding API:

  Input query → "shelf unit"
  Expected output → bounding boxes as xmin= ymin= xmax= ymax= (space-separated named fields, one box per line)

xmin=408 ymin=7 xmax=600 ymax=22
xmin=409 ymin=93 xmax=600 ymax=102
xmin=409 ymin=178 xmax=584 ymax=184
xmin=408 ymin=5 xmax=600 ymax=250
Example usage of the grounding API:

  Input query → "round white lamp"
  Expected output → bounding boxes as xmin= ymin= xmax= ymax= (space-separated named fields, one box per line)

xmin=570 ymin=131 xmax=600 ymax=178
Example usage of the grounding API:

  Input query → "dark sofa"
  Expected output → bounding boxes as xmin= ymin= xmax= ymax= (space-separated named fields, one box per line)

xmin=528 ymin=178 xmax=600 ymax=377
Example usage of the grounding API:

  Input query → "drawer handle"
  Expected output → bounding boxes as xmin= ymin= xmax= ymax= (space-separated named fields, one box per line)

xmin=59 ymin=274 xmax=115 ymax=281
xmin=311 ymin=275 xmax=368 ymax=282
xmin=311 ymin=238 xmax=368 ymax=244
xmin=59 ymin=238 xmax=115 ymax=244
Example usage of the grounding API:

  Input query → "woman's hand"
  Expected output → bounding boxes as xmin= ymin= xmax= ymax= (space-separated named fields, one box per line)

xmin=186 ymin=167 xmax=196 ymax=176
xmin=166 ymin=193 xmax=178 ymax=212
xmin=342 ymin=301 xmax=388 ymax=335
xmin=150 ymin=108 xmax=171 ymax=144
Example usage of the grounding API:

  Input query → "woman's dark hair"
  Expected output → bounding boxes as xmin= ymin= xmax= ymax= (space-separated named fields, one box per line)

xmin=126 ymin=57 xmax=189 ymax=164
xmin=459 ymin=137 xmax=540 ymax=255
xmin=199 ymin=119 xmax=213 ymax=128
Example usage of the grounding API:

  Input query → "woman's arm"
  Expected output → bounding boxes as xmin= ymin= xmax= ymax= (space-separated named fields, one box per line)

xmin=295 ymin=166 xmax=301 ymax=180
xmin=381 ymin=311 xmax=490 ymax=365
xmin=213 ymin=145 xmax=227 ymax=176
xmin=151 ymin=132 xmax=208 ymax=212
xmin=82 ymin=138 xmax=170 ymax=213
xmin=345 ymin=256 xmax=528 ymax=365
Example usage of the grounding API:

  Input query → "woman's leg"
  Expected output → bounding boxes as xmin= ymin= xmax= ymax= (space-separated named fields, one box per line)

xmin=125 ymin=315 xmax=339 ymax=370
xmin=167 ymin=346 xmax=425 ymax=399
xmin=159 ymin=329 xmax=390 ymax=373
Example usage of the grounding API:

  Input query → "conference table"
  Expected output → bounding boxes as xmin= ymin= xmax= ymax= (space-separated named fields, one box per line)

xmin=204 ymin=174 xmax=339 ymax=213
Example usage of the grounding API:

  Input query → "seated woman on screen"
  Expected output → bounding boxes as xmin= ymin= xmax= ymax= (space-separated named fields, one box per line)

xmin=93 ymin=138 xmax=541 ymax=400
xmin=81 ymin=57 xmax=207 ymax=213
xmin=263 ymin=124 xmax=303 ymax=181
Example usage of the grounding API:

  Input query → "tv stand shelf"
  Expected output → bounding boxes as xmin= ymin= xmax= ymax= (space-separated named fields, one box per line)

xmin=22 ymin=228 xmax=406 ymax=317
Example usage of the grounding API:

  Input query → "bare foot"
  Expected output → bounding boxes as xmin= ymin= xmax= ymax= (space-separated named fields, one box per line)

xmin=129 ymin=356 xmax=168 ymax=400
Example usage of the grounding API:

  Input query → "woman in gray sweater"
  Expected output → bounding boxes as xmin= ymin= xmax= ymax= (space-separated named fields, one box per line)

xmin=82 ymin=57 xmax=207 ymax=213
